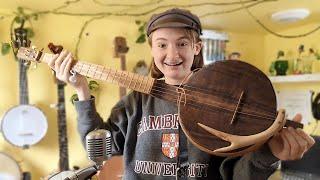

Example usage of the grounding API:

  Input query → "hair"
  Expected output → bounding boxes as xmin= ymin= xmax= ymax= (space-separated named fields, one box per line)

xmin=148 ymin=28 xmax=204 ymax=79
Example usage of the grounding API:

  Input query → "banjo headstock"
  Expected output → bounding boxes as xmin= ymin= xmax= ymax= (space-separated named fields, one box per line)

xmin=17 ymin=46 xmax=42 ymax=63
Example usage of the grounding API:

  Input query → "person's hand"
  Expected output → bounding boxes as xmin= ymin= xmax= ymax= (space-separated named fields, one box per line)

xmin=48 ymin=50 xmax=90 ymax=100
xmin=268 ymin=114 xmax=315 ymax=160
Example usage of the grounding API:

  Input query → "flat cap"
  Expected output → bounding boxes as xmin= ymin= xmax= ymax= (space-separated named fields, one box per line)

xmin=146 ymin=8 xmax=202 ymax=36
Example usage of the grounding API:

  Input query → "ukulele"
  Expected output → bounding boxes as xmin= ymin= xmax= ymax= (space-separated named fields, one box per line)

xmin=113 ymin=36 xmax=129 ymax=98
xmin=48 ymin=43 xmax=70 ymax=171
xmin=1 ymin=23 xmax=48 ymax=149
xmin=17 ymin=46 xmax=303 ymax=157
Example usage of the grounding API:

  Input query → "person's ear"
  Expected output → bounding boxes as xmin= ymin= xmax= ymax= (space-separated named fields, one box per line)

xmin=194 ymin=41 xmax=202 ymax=55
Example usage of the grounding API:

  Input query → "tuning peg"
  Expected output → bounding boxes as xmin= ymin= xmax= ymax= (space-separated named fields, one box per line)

xmin=31 ymin=46 xmax=37 ymax=50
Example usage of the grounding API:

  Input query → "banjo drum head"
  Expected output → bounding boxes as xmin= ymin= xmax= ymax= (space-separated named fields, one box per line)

xmin=0 ymin=152 xmax=21 ymax=180
xmin=1 ymin=105 xmax=48 ymax=148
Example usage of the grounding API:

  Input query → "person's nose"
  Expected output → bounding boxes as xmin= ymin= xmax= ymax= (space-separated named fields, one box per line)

xmin=166 ymin=44 xmax=180 ymax=60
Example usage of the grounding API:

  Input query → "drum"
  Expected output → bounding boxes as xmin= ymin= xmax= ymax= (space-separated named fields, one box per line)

xmin=0 ymin=152 xmax=22 ymax=180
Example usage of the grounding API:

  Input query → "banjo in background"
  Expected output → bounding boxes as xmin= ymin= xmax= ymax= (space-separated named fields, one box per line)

xmin=1 ymin=23 xmax=48 ymax=149
xmin=48 ymin=43 xmax=70 ymax=171
xmin=0 ymin=152 xmax=22 ymax=180
xmin=113 ymin=36 xmax=129 ymax=98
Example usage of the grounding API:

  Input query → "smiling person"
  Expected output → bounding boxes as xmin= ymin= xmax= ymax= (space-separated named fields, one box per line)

xmin=49 ymin=8 xmax=315 ymax=180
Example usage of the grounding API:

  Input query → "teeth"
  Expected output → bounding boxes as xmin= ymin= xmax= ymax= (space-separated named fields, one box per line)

xmin=164 ymin=62 xmax=183 ymax=66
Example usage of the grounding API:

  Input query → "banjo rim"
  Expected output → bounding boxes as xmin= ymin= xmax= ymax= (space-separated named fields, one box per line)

xmin=1 ymin=104 xmax=48 ymax=148
xmin=0 ymin=151 xmax=22 ymax=179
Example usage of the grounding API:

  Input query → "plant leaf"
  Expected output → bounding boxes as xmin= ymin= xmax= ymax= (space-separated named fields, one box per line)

xmin=136 ymin=34 xmax=146 ymax=44
xmin=89 ymin=80 xmax=99 ymax=91
xmin=70 ymin=94 xmax=78 ymax=105
xmin=17 ymin=7 xmax=24 ymax=14
xmin=1 ymin=43 xmax=11 ymax=55
xmin=138 ymin=25 xmax=145 ymax=33
xmin=14 ymin=16 xmax=22 ymax=23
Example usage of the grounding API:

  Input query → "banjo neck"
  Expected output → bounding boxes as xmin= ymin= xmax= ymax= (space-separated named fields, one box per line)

xmin=57 ymin=81 xmax=69 ymax=171
xmin=47 ymin=43 xmax=70 ymax=171
xmin=42 ymin=53 xmax=158 ymax=95
xmin=14 ymin=27 xmax=31 ymax=105
xmin=19 ymin=59 xmax=29 ymax=105
xmin=18 ymin=47 xmax=181 ymax=104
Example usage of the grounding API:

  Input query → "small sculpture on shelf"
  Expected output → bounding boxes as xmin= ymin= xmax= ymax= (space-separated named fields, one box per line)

xmin=293 ymin=44 xmax=304 ymax=74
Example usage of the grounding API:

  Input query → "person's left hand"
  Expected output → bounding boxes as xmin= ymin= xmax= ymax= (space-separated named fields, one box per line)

xmin=268 ymin=114 xmax=315 ymax=160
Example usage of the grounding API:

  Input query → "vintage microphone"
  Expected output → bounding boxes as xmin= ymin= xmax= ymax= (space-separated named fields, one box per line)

xmin=48 ymin=129 xmax=112 ymax=180
xmin=86 ymin=129 xmax=112 ymax=169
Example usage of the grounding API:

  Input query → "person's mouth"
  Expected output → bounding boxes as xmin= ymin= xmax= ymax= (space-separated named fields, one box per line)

xmin=164 ymin=61 xmax=183 ymax=66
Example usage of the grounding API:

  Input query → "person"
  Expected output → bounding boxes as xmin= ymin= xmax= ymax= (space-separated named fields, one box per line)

xmin=48 ymin=8 xmax=315 ymax=180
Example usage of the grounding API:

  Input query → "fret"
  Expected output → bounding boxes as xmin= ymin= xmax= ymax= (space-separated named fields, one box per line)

xmin=105 ymin=67 xmax=110 ymax=81
xmin=81 ymin=62 xmax=85 ymax=74
xmin=99 ymin=66 xmax=104 ymax=80
xmin=145 ymin=77 xmax=150 ymax=93
xmin=132 ymin=73 xmax=138 ymax=90
xmin=86 ymin=64 xmax=91 ymax=77
xmin=97 ymin=66 xmax=104 ymax=80
xmin=128 ymin=73 xmax=133 ymax=90
xmin=99 ymin=65 xmax=105 ymax=80
xmin=112 ymin=69 xmax=117 ymax=83
xmin=119 ymin=71 xmax=123 ymax=87
xmin=93 ymin=64 xmax=97 ymax=79
xmin=148 ymin=78 xmax=154 ymax=93
xmin=103 ymin=67 xmax=108 ymax=81
xmin=143 ymin=76 xmax=148 ymax=93
xmin=138 ymin=75 xmax=143 ymax=92
xmin=124 ymin=72 xmax=129 ymax=88
xmin=79 ymin=62 xmax=85 ymax=75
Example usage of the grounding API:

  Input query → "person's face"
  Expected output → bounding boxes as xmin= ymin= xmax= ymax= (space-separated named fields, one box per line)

xmin=151 ymin=28 xmax=202 ymax=85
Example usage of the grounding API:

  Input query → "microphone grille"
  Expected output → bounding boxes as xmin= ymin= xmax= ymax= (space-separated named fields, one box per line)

xmin=86 ymin=129 xmax=112 ymax=164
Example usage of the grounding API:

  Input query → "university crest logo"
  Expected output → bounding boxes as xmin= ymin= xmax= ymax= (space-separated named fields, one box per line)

xmin=162 ymin=133 xmax=179 ymax=158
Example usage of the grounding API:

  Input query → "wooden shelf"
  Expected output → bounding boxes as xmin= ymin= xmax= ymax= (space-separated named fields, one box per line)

xmin=268 ymin=73 xmax=320 ymax=83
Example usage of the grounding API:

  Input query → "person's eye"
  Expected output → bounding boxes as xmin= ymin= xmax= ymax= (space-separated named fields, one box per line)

xmin=158 ymin=43 xmax=167 ymax=48
xmin=178 ymin=42 xmax=188 ymax=47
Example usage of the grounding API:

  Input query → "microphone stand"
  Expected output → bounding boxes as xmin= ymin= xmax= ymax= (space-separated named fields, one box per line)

xmin=64 ymin=164 xmax=99 ymax=180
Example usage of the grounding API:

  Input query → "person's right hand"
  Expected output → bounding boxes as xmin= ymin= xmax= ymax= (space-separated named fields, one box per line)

xmin=48 ymin=50 xmax=90 ymax=100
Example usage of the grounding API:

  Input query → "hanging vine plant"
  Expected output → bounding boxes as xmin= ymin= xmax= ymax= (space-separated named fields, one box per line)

xmin=1 ymin=43 xmax=11 ymax=55
xmin=135 ymin=20 xmax=147 ymax=44
xmin=70 ymin=80 xmax=100 ymax=104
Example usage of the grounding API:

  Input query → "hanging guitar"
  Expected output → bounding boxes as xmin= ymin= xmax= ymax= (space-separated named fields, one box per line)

xmin=113 ymin=36 xmax=129 ymax=98
xmin=17 ymin=46 xmax=303 ymax=156
xmin=48 ymin=43 xmax=70 ymax=171
xmin=1 ymin=23 xmax=48 ymax=149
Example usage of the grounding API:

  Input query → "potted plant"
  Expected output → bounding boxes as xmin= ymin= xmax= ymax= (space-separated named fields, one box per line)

xmin=274 ymin=50 xmax=288 ymax=75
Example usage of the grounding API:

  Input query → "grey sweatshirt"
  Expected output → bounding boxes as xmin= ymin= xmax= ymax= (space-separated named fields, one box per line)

xmin=75 ymin=91 xmax=279 ymax=180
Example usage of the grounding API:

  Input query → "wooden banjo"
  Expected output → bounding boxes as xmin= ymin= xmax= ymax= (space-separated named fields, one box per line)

xmin=1 ymin=26 xmax=48 ymax=148
xmin=17 ymin=46 xmax=303 ymax=156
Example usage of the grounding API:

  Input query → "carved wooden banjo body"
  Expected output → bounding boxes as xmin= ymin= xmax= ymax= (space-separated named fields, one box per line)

xmin=17 ymin=47 xmax=302 ymax=156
